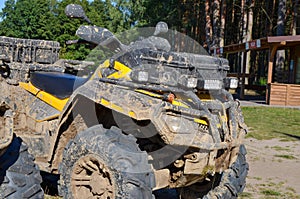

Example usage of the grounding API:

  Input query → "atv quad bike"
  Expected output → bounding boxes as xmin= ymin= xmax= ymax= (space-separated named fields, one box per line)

xmin=0 ymin=4 xmax=248 ymax=199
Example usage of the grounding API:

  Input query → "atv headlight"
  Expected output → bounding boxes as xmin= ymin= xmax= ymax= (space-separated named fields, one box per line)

xmin=229 ymin=77 xmax=238 ymax=89
xmin=224 ymin=77 xmax=238 ymax=89
xmin=203 ymin=80 xmax=223 ymax=90
xmin=163 ymin=115 xmax=198 ymax=134
xmin=179 ymin=76 xmax=198 ymax=88
xmin=187 ymin=78 xmax=198 ymax=88
xmin=167 ymin=117 xmax=181 ymax=132
xmin=137 ymin=71 xmax=149 ymax=82
xmin=164 ymin=116 xmax=185 ymax=133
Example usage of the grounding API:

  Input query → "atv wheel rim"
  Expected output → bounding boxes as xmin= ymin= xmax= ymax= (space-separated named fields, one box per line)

xmin=71 ymin=154 xmax=115 ymax=199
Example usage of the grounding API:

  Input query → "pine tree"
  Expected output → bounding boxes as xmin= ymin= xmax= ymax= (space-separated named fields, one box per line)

xmin=0 ymin=0 xmax=56 ymax=39
xmin=205 ymin=0 xmax=212 ymax=49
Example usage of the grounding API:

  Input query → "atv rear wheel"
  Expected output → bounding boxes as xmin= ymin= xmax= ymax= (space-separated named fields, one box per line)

xmin=59 ymin=125 xmax=154 ymax=199
xmin=0 ymin=136 xmax=44 ymax=199
xmin=178 ymin=144 xmax=249 ymax=199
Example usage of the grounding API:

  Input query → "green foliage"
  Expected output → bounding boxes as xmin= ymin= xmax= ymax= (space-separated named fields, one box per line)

xmin=51 ymin=0 xmax=92 ymax=60
xmin=0 ymin=0 xmax=56 ymax=39
xmin=0 ymin=0 xmax=298 ymax=62
xmin=85 ymin=46 xmax=111 ymax=70
xmin=141 ymin=0 xmax=178 ymax=26
xmin=258 ymin=77 xmax=267 ymax=86
xmin=0 ymin=0 xmax=139 ymax=60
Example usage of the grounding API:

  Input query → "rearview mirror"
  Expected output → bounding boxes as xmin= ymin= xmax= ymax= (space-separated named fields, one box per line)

xmin=154 ymin=21 xmax=168 ymax=36
xmin=65 ymin=4 xmax=91 ymax=23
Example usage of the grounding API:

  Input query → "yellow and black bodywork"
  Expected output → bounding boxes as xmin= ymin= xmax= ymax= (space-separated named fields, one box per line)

xmin=17 ymin=46 xmax=247 ymax=184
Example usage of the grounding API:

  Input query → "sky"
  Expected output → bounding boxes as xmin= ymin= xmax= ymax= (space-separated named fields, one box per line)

xmin=0 ymin=0 xmax=5 ymax=12
xmin=0 ymin=0 xmax=6 ymax=21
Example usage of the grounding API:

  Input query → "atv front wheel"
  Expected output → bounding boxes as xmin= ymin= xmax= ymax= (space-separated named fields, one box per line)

xmin=59 ymin=125 xmax=154 ymax=199
xmin=178 ymin=144 xmax=249 ymax=199
xmin=0 ymin=136 xmax=44 ymax=199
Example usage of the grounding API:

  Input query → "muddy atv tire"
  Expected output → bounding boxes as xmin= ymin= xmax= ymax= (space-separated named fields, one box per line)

xmin=59 ymin=125 xmax=154 ymax=199
xmin=179 ymin=144 xmax=249 ymax=199
xmin=0 ymin=136 xmax=44 ymax=199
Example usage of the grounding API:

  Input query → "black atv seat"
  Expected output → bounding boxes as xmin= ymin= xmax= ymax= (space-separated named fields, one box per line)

xmin=30 ymin=72 xmax=89 ymax=99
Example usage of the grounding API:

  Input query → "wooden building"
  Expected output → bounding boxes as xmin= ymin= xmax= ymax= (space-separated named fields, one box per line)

xmin=213 ymin=36 xmax=300 ymax=106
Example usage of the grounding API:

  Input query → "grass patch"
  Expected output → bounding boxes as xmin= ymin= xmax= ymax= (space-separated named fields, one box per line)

xmin=248 ymin=181 xmax=300 ymax=199
xmin=242 ymin=107 xmax=300 ymax=141
xmin=271 ymin=146 xmax=291 ymax=152
xmin=253 ymin=176 xmax=262 ymax=181
xmin=239 ymin=192 xmax=253 ymax=198
xmin=261 ymin=189 xmax=281 ymax=196
xmin=287 ymin=187 xmax=296 ymax=193
xmin=274 ymin=154 xmax=296 ymax=160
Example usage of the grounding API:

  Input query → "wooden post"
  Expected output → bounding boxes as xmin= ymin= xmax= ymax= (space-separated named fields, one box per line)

xmin=240 ymin=51 xmax=248 ymax=99
xmin=267 ymin=46 xmax=279 ymax=84
xmin=266 ymin=45 xmax=279 ymax=104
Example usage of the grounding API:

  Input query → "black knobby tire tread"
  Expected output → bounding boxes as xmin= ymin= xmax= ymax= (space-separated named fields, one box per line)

xmin=59 ymin=124 xmax=154 ymax=199
xmin=0 ymin=136 xmax=44 ymax=199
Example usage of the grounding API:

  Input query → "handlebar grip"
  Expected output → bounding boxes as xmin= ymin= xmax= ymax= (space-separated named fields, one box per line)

xmin=66 ymin=40 xmax=79 ymax=45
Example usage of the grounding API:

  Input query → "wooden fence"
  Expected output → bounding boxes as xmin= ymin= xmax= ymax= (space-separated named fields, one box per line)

xmin=268 ymin=83 xmax=300 ymax=106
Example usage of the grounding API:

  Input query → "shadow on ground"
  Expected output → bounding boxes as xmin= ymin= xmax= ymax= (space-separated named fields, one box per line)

xmin=233 ymin=94 xmax=266 ymax=104
xmin=41 ymin=171 xmax=60 ymax=196
xmin=40 ymin=171 xmax=180 ymax=198
xmin=272 ymin=130 xmax=300 ymax=141
xmin=281 ymin=132 xmax=300 ymax=141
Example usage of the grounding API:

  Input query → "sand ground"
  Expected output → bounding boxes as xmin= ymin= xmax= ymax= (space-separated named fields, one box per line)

xmin=243 ymin=138 xmax=300 ymax=198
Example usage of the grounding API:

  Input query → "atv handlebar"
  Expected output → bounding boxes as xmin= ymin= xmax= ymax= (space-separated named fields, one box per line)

xmin=66 ymin=40 xmax=79 ymax=45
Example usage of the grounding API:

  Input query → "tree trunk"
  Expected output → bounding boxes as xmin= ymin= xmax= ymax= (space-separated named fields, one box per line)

xmin=241 ymin=0 xmax=247 ymax=43
xmin=269 ymin=0 xmax=277 ymax=35
xmin=230 ymin=0 xmax=236 ymax=44
xmin=292 ymin=0 xmax=299 ymax=35
xmin=276 ymin=0 xmax=286 ymax=78
xmin=220 ymin=0 xmax=226 ymax=47
xmin=277 ymin=0 xmax=286 ymax=36
xmin=205 ymin=0 xmax=212 ymax=51
xmin=239 ymin=0 xmax=247 ymax=99
xmin=246 ymin=0 xmax=255 ymax=85
xmin=212 ymin=0 xmax=221 ymax=49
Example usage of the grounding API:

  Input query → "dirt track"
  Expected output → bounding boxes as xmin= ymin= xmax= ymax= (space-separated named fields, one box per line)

xmin=243 ymin=138 xmax=300 ymax=198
